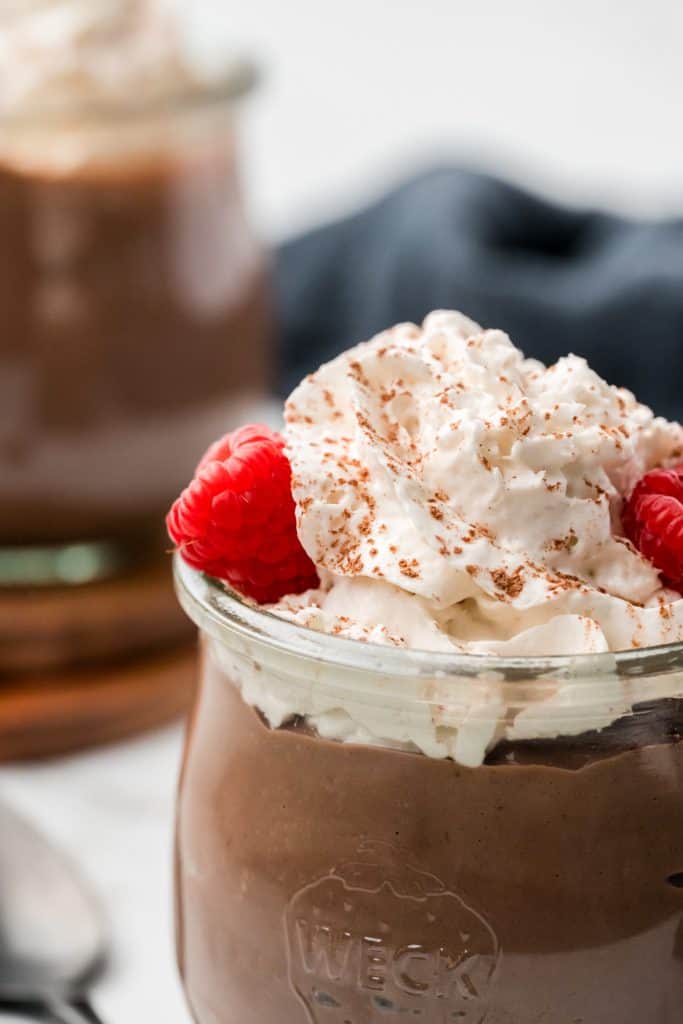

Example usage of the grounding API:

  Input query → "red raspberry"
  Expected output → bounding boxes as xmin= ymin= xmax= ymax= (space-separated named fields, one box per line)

xmin=167 ymin=424 xmax=318 ymax=604
xmin=622 ymin=465 xmax=683 ymax=592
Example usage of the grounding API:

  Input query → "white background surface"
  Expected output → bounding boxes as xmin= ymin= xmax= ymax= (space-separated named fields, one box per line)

xmin=1 ymin=727 xmax=186 ymax=1023
xmin=2 ymin=1 xmax=683 ymax=1021
xmin=187 ymin=0 xmax=683 ymax=240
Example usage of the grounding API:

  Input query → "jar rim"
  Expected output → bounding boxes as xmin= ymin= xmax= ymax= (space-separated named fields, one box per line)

xmin=173 ymin=555 xmax=683 ymax=683
xmin=0 ymin=59 xmax=257 ymax=131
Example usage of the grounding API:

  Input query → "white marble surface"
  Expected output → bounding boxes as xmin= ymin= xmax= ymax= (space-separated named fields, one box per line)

xmin=0 ymin=725 xmax=188 ymax=1023
xmin=3 ymin=0 xmax=683 ymax=1020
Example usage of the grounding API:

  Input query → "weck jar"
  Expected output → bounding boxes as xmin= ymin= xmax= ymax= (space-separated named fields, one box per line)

xmin=0 ymin=1 xmax=271 ymax=588
xmin=174 ymin=556 xmax=683 ymax=1024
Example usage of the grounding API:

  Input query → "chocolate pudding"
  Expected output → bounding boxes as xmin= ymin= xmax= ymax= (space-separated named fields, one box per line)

xmin=0 ymin=1 xmax=270 ymax=558
xmin=171 ymin=311 xmax=683 ymax=1022
xmin=175 ymin=636 xmax=683 ymax=1024
xmin=0 ymin=140 xmax=269 ymax=549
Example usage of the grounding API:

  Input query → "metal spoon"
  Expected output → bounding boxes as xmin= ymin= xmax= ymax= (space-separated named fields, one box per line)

xmin=0 ymin=800 xmax=107 ymax=1023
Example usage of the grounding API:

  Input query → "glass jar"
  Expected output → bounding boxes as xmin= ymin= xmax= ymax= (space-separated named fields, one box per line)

xmin=0 ymin=37 xmax=271 ymax=586
xmin=174 ymin=558 xmax=683 ymax=1024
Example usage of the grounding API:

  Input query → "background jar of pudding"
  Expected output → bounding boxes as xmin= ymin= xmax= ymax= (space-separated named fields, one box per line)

xmin=0 ymin=54 xmax=271 ymax=583
xmin=174 ymin=557 xmax=683 ymax=1024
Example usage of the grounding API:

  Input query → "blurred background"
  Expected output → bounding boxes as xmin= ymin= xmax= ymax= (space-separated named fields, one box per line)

xmin=1 ymin=0 xmax=682 ymax=1021
xmin=193 ymin=0 xmax=683 ymax=237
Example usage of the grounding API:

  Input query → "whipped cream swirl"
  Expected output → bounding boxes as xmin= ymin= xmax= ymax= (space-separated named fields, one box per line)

xmin=0 ymin=1 xmax=244 ymax=175
xmin=279 ymin=310 xmax=683 ymax=656
xmin=209 ymin=311 xmax=683 ymax=766
xmin=0 ymin=0 xmax=206 ymax=119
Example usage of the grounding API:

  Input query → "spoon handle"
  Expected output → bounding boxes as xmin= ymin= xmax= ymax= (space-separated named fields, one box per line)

xmin=44 ymin=998 xmax=104 ymax=1024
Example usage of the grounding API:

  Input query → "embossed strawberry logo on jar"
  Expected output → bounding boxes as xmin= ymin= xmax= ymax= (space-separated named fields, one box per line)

xmin=285 ymin=840 xmax=501 ymax=1023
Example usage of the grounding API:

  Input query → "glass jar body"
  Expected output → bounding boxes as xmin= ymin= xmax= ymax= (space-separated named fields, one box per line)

xmin=0 ymin=98 xmax=270 ymax=567
xmin=175 ymin=576 xmax=683 ymax=1024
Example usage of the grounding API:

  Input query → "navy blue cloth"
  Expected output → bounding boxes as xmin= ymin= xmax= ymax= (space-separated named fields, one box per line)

xmin=276 ymin=167 xmax=683 ymax=420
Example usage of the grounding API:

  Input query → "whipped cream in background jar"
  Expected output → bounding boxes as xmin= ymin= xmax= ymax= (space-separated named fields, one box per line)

xmin=0 ymin=0 xmax=271 ymax=587
xmin=173 ymin=311 xmax=683 ymax=1024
